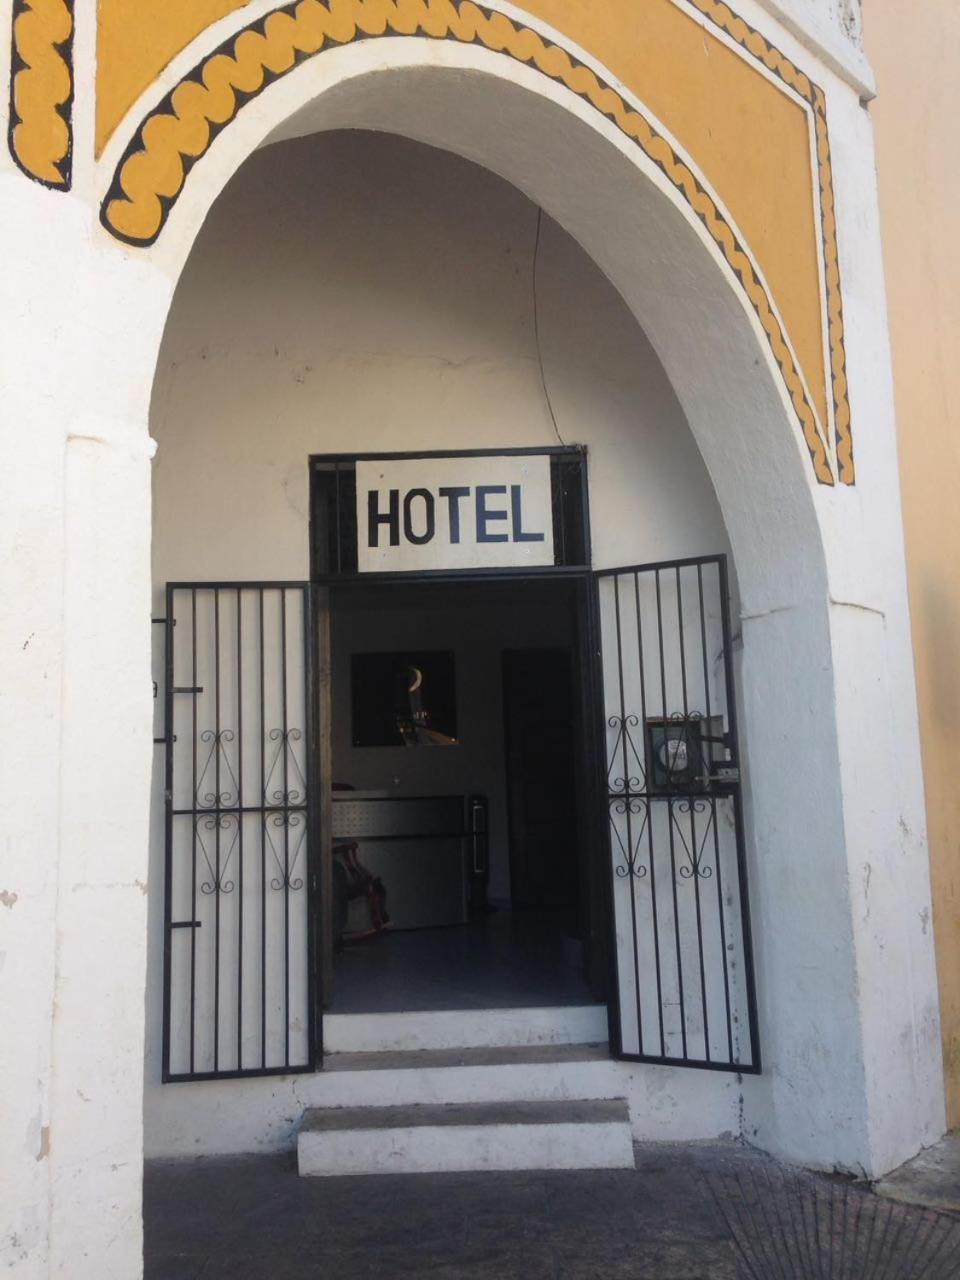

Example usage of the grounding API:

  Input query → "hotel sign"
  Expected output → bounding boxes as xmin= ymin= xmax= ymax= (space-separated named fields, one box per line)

xmin=356 ymin=455 xmax=556 ymax=573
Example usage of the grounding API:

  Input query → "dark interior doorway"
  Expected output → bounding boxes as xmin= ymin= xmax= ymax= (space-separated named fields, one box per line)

xmin=326 ymin=576 xmax=605 ymax=1013
xmin=503 ymin=649 xmax=580 ymax=919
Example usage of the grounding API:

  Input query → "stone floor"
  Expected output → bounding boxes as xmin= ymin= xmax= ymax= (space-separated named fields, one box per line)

xmin=877 ymin=1131 xmax=960 ymax=1217
xmin=144 ymin=1141 xmax=960 ymax=1279
xmin=331 ymin=906 xmax=594 ymax=1014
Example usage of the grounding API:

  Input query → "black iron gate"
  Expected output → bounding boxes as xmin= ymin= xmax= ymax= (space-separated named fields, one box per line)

xmin=594 ymin=556 xmax=760 ymax=1073
xmin=162 ymin=583 xmax=320 ymax=1082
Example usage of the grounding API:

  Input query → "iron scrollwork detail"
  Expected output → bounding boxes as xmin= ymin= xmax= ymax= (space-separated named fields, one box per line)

xmin=196 ymin=813 xmax=238 ymax=895
xmin=609 ymin=795 xmax=649 ymax=880
xmin=672 ymin=798 xmax=715 ymax=881
xmin=196 ymin=728 xmax=239 ymax=808
xmin=263 ymin=725 xmax=307 ymax=892
xmin=266 ymin=810 xmax=306 ymax=892
xmin=607 ymin=714 xmax=646 ymax=794
xmin=264 ymin=727 xmax=306 ymax=806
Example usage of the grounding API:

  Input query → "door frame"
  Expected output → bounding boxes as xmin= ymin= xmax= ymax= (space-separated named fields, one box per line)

xmin=308 ymin=444 xmax=616 ymax=1054
xmin=305 ymin=450 xmax=759 ymax=1069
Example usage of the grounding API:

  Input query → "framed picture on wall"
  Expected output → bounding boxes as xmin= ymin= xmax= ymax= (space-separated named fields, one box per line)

xmin=352 ymin=651 xmax=458 ymax=747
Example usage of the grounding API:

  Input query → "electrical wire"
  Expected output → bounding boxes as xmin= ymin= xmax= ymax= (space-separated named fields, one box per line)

xmin=532 ymin=207 xmax=567 ymax=447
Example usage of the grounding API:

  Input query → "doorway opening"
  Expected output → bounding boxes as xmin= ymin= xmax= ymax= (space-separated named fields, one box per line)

xmin=326 ymin=575 xmax=607 ymax=1015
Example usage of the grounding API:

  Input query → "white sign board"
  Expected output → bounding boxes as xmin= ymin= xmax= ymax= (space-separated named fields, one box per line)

xmin=356 ymin=455 xmax=555 ymax=573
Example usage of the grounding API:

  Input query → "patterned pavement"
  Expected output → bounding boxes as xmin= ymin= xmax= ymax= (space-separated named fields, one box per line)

xmin=145 ymin=1142 xmax=960 ymax=1280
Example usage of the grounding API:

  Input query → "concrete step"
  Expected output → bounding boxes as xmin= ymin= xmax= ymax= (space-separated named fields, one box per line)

xmin=297 ymin=1097 xmax=635 ymax=1176
xmin=323 ymin=1042 xmax=611 ymax=1072
xmin=310 ymin=1042 xmax=619 ymax=1111
xmin=322 ymin=1004 xmax=608 ymax=1053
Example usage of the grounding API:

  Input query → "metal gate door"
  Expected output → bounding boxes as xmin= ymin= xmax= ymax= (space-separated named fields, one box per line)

xmin=162 ymin=583 xmax=319 ymax=1082
xmin=595 ymin=556 xmax=760 ymax=1072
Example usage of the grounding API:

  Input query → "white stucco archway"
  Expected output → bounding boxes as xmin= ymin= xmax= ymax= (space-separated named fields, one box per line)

xmin=118 ymin=34 xmax=942 ymax=1174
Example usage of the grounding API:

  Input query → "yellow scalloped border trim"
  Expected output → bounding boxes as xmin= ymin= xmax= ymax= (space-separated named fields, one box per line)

xmin=8 ymin=0 xmax=73 ymax=189
xmin=99 ymin=0 xmax=836 ymax=486
xmin=688 ymin=0 xmax=852 ymax=483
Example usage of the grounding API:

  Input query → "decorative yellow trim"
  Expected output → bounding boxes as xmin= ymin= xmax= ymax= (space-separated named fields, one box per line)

xmin=686 ymin=0 xmax=853 ymax=483
xmin=9 ymin=0 xmax=74 ymax=189
xmin=99 ymin=0 xmax=834 ymax=486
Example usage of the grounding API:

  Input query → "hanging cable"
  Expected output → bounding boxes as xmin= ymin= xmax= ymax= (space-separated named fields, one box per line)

xmin=532 ymin=207 xmax=567 ymax=446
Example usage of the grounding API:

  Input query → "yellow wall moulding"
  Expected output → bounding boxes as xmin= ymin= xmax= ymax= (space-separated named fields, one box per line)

xmin=689 ymin=0 xmax=851 ymax=484
xmin=95 ymin=0 xmax=848 ymax=487
xmin=524 ymin=0 xmax=852 ymax=484
xmin=96 ymin=0 xmax=840 ymax=469
xmin=8 ymin=0 xmax=74 ymax=189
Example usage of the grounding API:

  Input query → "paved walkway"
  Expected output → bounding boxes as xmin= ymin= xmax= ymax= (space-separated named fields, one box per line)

xmin=878 ymin=1131 xmax=960 ymax=1217
xmin=145 ymin=1142 xmax=960 ymax=1280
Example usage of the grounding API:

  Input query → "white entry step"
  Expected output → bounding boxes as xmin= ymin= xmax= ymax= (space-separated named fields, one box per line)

xmin=297 ymin=1098 xmax=634 ymax=1176
xmin=322 ymin=1004 xmax=608 ymax=1053
xmin=307 ymin=1042 xmax=619 ymax=1114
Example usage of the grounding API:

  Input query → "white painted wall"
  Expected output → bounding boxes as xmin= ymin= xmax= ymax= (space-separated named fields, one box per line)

xmin=146 ymin=129 xmax=731 ymax=1154
xmin=150 ymin=131 xmax=728 ymax=588
xmin=0 ymin=183 xmax=169 ymax=1278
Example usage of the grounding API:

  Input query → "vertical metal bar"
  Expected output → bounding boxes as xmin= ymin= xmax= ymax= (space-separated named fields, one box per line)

xmin=612 ymin=574 xmax=644 ymax=1055
xmin=315 ymin=587 xmax=334 ymax=1016
xmin=334 ymin=462 xmax=342 ymax=576
xmin=718 ymin=554 xmax=761 ymax=1069
xmin=585 ymin=576 xmax=625 ymax=1057
xmin=558 ymin=459 xmax=568 ymax=566
xmin=259 ymin=588 xmax=266 ymax=1070
xmin=304 ymin=587 xmax=318 ymax=1065
xmin=675 ymin=566 xmax=710 ymax=1062
xmin=306 ymin=584 xmax=329 ymax=1062
xmin=632 ymin=571 xmax=665 ymax=1058
xmin=161 ymin=585 xmax=176 ymax=1082
xmin=236 ymin=587 xmax=244 ymax=1071
xmin=189 ymin=587 xmax=198 ymax=1075
xmin=579 ymin=453 xmax=592 ymax=568
xmin=281 ymin=589 xmax=290 ymax=1068
xmin=213 ymin=588 xmax=221 ymax=1074
xmin=655 ymin=569 xmax=688 ymax=1060
xmin=698 ymin=562 xmax=735 ymax=1062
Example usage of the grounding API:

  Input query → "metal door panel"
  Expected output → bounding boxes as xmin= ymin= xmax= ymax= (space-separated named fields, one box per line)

xmin=594 ymin=556 xmax=760 ymax=1073
xmin=162 ymin=583 xmax=320 ymax=1082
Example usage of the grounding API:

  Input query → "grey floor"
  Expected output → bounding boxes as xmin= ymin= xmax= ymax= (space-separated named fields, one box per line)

xmin=144 ymin=1141 xmax=960 ymax=1279
xmin=330 ymin=907 xmax=596 ymax=1013
xmin=878 ymin=1130 xmax=960 ymax=1216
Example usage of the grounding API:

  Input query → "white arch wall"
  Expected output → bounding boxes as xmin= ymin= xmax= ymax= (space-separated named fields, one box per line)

xmin=148 ymin=125 xmax=734 ymax=899
xmin=150 ymin=129 xmax=730 ymax=583
xmin=138 ymin=41 xmax=943 ymax=1172
xmin=0 ymin=22 xmax=943 ymax=1279
xmin=145 ymin=127 xmax=739 ymax=1154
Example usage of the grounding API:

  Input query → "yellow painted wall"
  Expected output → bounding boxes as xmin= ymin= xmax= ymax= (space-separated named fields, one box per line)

xmin=94 ymin=0 xmax=832 ymax=464
xmin=95 ymin=0 xmax=252 ymax=153
xmin=866 ymin=0 xmax=960 ymax=1127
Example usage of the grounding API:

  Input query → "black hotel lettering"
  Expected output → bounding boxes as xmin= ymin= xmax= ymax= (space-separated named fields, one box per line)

xmin=368 ymin=484 xmax=545 ymax=548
